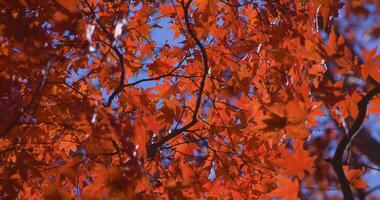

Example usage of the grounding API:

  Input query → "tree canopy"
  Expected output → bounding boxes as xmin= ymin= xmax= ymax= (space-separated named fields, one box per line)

xmin=1 ymin=0 xmax=380 ymax=199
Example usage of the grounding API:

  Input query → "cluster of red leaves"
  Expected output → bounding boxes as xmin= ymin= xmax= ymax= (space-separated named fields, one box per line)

xmin=1 ymin=0 xmax=380 ymax=199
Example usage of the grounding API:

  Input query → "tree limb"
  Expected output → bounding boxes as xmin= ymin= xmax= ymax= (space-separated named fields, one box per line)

xmin=331 ymin=85 xmax=380 ymax=200
xmin=0 ymin=58 xmax=53 ymax=138
xmin=147 ymin=0 xmax=210 ymax=159
xmin=83 ymin=0 xmax=127 ymax=107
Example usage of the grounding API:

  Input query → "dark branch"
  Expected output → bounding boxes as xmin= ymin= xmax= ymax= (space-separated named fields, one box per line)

xmin=123 ymin=54 xmax=188 ymax=87
xmin=83 ymin=0 xmax=127 ymax=107
xmin=0 ymin=58 xmax=53 ymax=138
xmin=331 ymin=85 xmax=380 ymax=200
xmin=147 ymin=0 xmax=210 ymax=159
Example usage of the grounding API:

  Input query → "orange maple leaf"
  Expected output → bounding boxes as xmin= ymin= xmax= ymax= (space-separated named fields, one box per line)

xmin=361 ymin=47 xmax=380 ymax=83
xmin=276 ymin=140 xmax=315 ymax=178
xmin=269 ymin=176 xmax=299 ymax=200
xmin=343 ymin=166 xmax=368 ymax=189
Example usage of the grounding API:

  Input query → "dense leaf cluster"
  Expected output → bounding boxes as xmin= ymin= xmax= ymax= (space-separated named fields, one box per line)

xmin=1 ymin=0 xmax=380 ymax=199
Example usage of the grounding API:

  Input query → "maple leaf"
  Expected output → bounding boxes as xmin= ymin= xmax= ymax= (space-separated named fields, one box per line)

xmin=57 ymin=134 xmax=77 ymax=155
xmin=343 ymin=166 xmax=368 ymax=189
xmin=262 ymin=113 xmax=288 ymax=131
xmin=275 ymin=140 xmax=315 ymax=179
xmin=57 ymin=0 xmax=80 ymax=12
xmin=368 ymin=97 xmax=380 ymax=114
xmin=361 ymin=47 xmax=380 ymax=83
xmin=269 ymin=176 xmax=299 ymax=200
xmin=169 ymin=23 xmax=182 ymax=40
xmin=160 ymin=3 xmax=174 ymax=17
xmin=43 ymin=184 xmax=71 ymax=200
xmin=308 ymin=63 xmax=327 ymax=76
xmin=1 ymin=0 xmax=379 ymax=199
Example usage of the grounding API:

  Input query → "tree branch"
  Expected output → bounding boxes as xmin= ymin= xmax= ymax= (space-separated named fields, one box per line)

xmin=123 ymin=54 xmax=188 ymax=88
xmin=0 ymin=58 xmax=53 ymax=138
xmin=147 ymin=0 xmax=210 ymax=159
xmin=83 ymin=0 xmax=127 ymax=107
xmin=331 ymin=85 xmax=380 ymax=200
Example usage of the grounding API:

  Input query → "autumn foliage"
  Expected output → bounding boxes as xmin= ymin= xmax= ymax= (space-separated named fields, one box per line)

xmin=1 ymin=0 xmax=380 ymax=199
